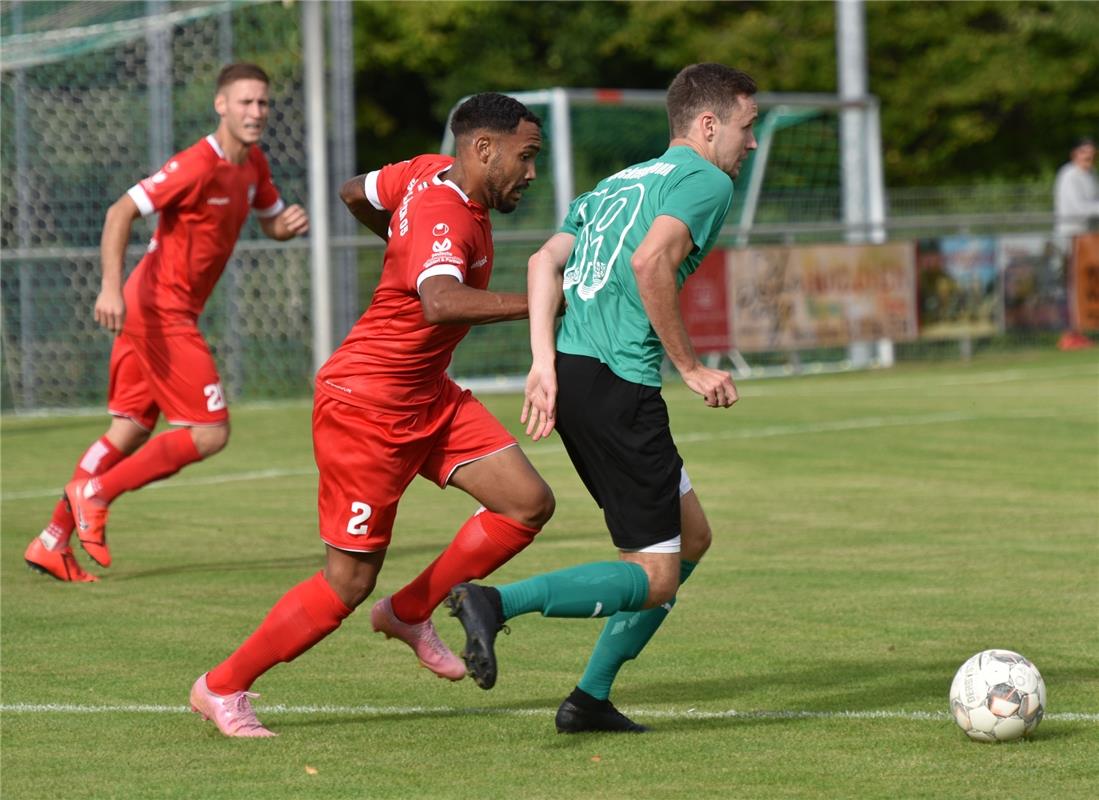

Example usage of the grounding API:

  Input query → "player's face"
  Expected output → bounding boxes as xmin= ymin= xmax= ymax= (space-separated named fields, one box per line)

xmin=712 ymin=95 xmax=759 ymax=178
xmin=485 ymin=120 xmax=542 ymax=214
xmin=215 ymin=79 xmax=270 ymax=146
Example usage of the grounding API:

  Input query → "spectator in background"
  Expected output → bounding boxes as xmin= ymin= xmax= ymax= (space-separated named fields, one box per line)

xmin=1054 ymin=136 xmax=1099 ymax=240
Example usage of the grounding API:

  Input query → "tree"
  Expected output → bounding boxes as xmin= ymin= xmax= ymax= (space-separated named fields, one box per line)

xmin=350 ymin=1 xmax=1099 ymax=187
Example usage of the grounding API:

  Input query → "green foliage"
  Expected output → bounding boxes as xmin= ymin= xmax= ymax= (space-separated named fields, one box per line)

xmin=349 ymin=1 xmax=1099 ymax=187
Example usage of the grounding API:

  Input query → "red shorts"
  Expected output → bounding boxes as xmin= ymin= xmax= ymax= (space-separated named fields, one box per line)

xmin=313 ymin=380 xmax=517 ymax=552
xmin=108 ymin=331 xmax=229 ymax=430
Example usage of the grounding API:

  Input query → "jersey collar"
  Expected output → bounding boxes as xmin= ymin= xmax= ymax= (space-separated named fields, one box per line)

xmin=432 ymin=169 xmax=487 ymax=213
xmin=205 ymin=134 xmax=226 ymax=160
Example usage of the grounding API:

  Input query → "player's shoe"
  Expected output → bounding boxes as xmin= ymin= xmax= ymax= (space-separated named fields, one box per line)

xmin=370 ymin=596 xmax=466 ymax=681
xmin=554 ymin=688 xmax=649 ymax=734
xmin=444 ymin=582 xmax=507 ymax=690
xmin=189 ymin=674 xmax=276 ymax=738
xmin=24 ymin=529 xmax=99 ymax=583
xmin=65 ymin=479 xmax=112 ymax=567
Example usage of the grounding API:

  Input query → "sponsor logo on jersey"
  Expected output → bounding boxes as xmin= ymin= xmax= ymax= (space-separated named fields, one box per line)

xmin=165 ymin=160 xmax=179 ymax=173
xmin=423 ymin=253 xmax=463 ymax=268
xmin=432 ymin=238 xmax=453 ymax=253
xmin=470 ymin=256 xmax=488 ymax=269
xmin=432 ymin=223 xmax=450 ymax=237
xmin=208 ymin=197 xmax=230 ymax=205
xmin=151 ymin=170 xmax=168 ymax=184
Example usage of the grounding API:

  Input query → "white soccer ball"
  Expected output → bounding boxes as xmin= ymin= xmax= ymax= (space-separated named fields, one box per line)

xmin=949 ymin=649 xmax=1046 ymax=742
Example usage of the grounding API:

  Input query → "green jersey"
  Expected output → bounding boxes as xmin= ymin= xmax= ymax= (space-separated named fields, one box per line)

xmin=556 ymin=145 xmax=734 ymax=386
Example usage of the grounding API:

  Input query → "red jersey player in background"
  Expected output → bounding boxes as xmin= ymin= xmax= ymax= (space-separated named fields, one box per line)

xmin=190 ymin=93 xmax=555 ymax=737
xmin=24 ymin=63 xmax=309 ymax=582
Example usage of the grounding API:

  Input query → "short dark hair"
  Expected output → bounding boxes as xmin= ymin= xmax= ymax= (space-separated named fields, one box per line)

xmin=666 ymin=63 xmax=758 ymax=138
xmin=1072 ymin=136 xmax=1096 ymax=151
xmin=216 ymin=62 xmax=270 ymax=91
xmin=450 ymin=92 xmax=542 ymax=140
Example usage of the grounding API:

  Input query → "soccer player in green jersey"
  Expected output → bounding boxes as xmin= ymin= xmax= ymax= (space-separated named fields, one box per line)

xmin=447 ymin=63 xmax=758 ymax=733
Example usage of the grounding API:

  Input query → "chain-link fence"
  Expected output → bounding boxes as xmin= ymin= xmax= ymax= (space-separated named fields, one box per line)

xmin=0 ymin=0 xmax=356 ymax=413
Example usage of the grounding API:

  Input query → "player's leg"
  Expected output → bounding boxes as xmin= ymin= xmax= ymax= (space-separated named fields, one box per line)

xmin=569 ymin=477 xmax=712 ymax=728
xmin=447 ymin=354 xmax=674 ymax=697
xmin=67 ymin=332 xmax=219 ymax=566
xmin=192 ymin=394 xmax=405 ymax=737
xmin=387 ymin=439 xmax=554 ymax=623
xmin=192 ymin=544 xmax=366 ymax=738
xmin=374 ymin=388 xmax=552 ymax=678
xmin=26 ymin=338 xmax=155 ymax=580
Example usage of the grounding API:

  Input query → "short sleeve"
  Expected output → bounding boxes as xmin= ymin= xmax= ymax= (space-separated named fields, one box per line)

xmin=127 ymin=148 xmax=206 ymax=217
xmin=374 ymin=159 xmax=415 ymax=212
xmin=251 ymin=148 xmax=284 ymax=218
xmin=406 ymin=194 xmax=475 ymax=294
xmin=657 ymin=167 xmax=734 ymax=251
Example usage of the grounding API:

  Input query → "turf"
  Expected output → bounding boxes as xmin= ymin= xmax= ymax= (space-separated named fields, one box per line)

xmin=2 ymin=349 xmax=1097 ymax=799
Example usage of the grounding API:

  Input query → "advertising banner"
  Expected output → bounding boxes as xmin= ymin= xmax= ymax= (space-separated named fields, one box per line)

xmin=997 ymin=235 xmax=1068 ymax=331
xmin=726 ymin=242 xmax=917 ymax=352
xmin=1069 ymin=233 xmax=1099 ymax=331
xmin=680 ymin=249 xmax=731 ymax=352
xmin=916 ymin=236 xmax=1002 ymax=339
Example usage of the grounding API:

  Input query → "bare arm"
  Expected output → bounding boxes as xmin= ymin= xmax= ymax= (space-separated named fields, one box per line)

xmin=418 ymin=275 xmax=527 ymax=326
xmin=96 ymin=193 xmax=141 ymax=333
xmin=632 ymin=215 xmax=738 ymax=408
xmin=522 ymin=232 xmax=575 ymax=440
xmin=339 ymin=173 xmax=392 ymax=241
xmin=259 ymin=203 xmax=309 ymax=241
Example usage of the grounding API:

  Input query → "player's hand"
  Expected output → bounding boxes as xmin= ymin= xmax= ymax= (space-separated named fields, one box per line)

xmin=521 ymin=363 xmax=558 ymax=441
xmin=681 ymin=364 xmax=738 ymax=408
xmin=94 ymin=287 xmax=126 ymax=334
xmin=280 ymin=204 xmax=310 ymax=237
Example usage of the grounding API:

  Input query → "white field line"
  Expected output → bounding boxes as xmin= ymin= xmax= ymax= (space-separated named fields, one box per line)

xmin=0 ymin=409 xmax=1066 ymax=502
xmin=2 ymin=702 xmax=1097 ymax=722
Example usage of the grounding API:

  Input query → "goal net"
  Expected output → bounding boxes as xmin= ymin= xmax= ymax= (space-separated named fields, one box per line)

xmin=1 ymin=0 xmax=317 ymax=413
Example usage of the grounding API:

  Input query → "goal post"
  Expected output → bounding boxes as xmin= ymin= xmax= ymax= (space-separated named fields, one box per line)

xmin=439 ymin=87 xmax=887 ymax=388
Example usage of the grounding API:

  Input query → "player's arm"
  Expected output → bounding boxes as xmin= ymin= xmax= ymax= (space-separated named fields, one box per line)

xmin=522 ymin=232 xmax=575 ymax=440
xmin=418 ymin=276 xmax=527 ymax=325
xmin=96 ymin=193 xmax=141 ymax=334
xmin=339 ymin=172 xmax=392 ymax=241
xmin=632 ymin=215 xmax=737 ymax=408
xmin=259 ymin=204 xmax=309 ymax=241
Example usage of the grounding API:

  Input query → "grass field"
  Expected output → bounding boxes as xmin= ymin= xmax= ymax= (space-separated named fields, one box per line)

xmin=2 ymin=349 xmax=1097 ymax=799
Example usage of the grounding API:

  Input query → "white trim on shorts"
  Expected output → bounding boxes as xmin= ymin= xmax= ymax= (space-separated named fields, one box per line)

xmin=621 ymin=467 xmax=693 ymax=554
xmin=442 ymin=442 xmax=519 ymax=486
xmin=107 ymin=410 xmax=154 ymax=433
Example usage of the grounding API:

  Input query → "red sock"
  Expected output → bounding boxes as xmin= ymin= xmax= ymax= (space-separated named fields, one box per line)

xmin=390 ymin=510 xmax=539 ymax=624
xmin=93 ymin=428 xmax=201 ymax=503
xmin=46 ymin=436 xmax=126 ymax=547
xmin=206 ymin=571 xmax=351 ymax=695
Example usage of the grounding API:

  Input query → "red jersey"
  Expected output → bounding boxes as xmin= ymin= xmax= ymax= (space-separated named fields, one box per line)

xmin=122 ymin=135 xmax=284 ymax=334
xmin=316 ymin=154 xmax=496 ymax=409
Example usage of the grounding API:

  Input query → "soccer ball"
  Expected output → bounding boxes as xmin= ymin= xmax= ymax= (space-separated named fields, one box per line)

xmin=949 ymin=649 xmax=1046 ymax=742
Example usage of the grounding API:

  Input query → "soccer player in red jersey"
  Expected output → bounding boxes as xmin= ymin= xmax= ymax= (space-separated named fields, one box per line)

xmin=24 ymin=63 xmax=309 ymax=582
xmin=190 ymin=93 xmax=554 ymax=737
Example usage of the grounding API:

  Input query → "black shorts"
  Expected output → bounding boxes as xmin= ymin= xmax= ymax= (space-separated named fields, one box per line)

xmin=555 ymin=352 xmax=683 ymax=550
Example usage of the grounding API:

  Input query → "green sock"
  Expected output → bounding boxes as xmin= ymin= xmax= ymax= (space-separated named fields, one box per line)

xmin=498 ymin=561 xmax=649 ymax=620
xmin=576 ymin=559 xmax=698 ymax=701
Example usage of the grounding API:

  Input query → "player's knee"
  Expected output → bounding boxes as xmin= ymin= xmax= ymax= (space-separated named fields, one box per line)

xmin=643 ymin=573 xmax=679 ymax=608
xmin=518 ymin=480 xmax=555 ymax=530
xmin=328 ymin=570 xmax=376 ymax=608
xmin=190 ymin=424 xmax=230 ymax=458
xmin=682 ymin=521 xmax=712 ymax=562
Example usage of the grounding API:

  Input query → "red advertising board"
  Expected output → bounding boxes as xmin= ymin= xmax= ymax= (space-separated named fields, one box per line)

xmin=679 ymin=249 xmax=731 ymax=352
